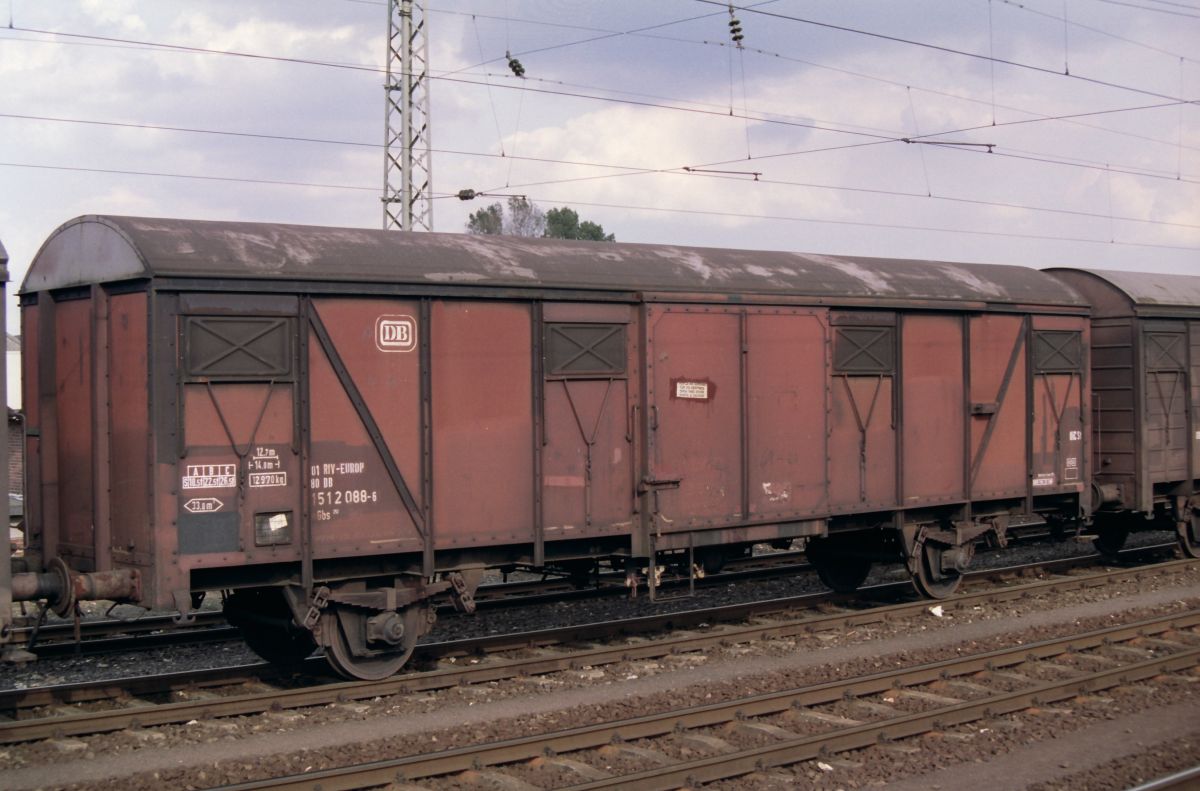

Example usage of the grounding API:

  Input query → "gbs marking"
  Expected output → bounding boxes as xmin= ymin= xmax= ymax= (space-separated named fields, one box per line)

xmin=376 ymin=315 xmax=416 ymax=352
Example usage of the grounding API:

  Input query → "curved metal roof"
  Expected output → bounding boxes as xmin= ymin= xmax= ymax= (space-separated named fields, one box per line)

xmin=23 ymin=215 xmax=1087 ymax=309
xmin=1044 ymin=267 xmax=1200 ymax=317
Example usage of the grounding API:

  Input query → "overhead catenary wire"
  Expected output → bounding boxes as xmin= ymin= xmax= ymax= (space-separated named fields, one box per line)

xmin=1083 ymin=0 xmax=1200 ymax=18
xmin=695 ymin=1 xmax=1200 ymax=105
xmin=471 ymin=15 xmax=508 ymax=158
xmin=998 ymin=0 xmax=1198 ymax=62
xmin=3 ymin=158 xmax=1192 ymax=252
xmin=481 ymin=158 xmax=1200 ymax=232
xmin=6 ymin=21 xmax=1196 ymax=165
xmin=682 ymin=99 xmax=1200 ymax=182
xmin=514 ymin=195 xmax=1200 ymax=253
xmin=2 ymin=10 xmax=1193 ymax=261
xmin=4 ymin=110 xmax=1198 ymax=230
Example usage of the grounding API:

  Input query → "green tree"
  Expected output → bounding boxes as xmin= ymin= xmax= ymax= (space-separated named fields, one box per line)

xmin=465 ymin=199 xmax=614 ymax=241
xmin=466 ymin=202 xmax=503 ymax=235
xmin=545 ymin=206 xmax=615 ymax=241
xmin=506 ymin=196 xmax=545 ymax=237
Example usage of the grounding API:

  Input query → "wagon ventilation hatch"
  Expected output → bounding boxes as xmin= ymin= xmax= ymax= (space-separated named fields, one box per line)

xmin=184 ymin=317 xmax=294 ymax=380
xmin=545 ymin=323 xmax=626 ymax=378
xmin=833 ymin=326 xmax=895 ymax=374
xmin=1033 ymin=330 xmax=1082 ymax=373
xmin=1145 ymin=332 xmax=1186 ymax=372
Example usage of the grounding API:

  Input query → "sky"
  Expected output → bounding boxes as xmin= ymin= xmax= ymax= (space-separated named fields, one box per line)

xmin=0 ymin=0 xmax=1197 ymax=334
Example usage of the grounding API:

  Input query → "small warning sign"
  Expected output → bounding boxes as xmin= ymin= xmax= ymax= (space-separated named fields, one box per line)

xmin=674 ymin=381 xmax=710 ymax=400
xmin=184 ymin=497 xmax=225 ymax=513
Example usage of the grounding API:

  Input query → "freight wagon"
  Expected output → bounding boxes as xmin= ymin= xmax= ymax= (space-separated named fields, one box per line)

xmin=1045 ymin=268 xmax=1200 ymax=557
xmin=5 ymin=216 xmax=1097 ymax=678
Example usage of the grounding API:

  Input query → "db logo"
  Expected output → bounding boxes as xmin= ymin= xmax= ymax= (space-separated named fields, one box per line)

xmin=376 ymin=315 xmax=416 ymax=352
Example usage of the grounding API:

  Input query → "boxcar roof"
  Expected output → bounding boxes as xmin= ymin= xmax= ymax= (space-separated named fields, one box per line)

xmin=23 ymin=215 xmax=1087 ymax=308
xmin=1045 ymin=268 xmax=1200 ymax=318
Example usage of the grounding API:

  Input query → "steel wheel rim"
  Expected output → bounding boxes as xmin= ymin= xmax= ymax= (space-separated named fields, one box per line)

xmin=912 ymin=543 xmax=962 ymax=599
xmin=1180 ymin=513 xmax=1200 ymax=559
xmin=322 ymin=612 xmax=412 ymax=681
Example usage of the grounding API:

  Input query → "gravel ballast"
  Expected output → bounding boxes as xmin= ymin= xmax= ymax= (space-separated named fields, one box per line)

xmin=1 ymin=557 xmax=1196 ymax=791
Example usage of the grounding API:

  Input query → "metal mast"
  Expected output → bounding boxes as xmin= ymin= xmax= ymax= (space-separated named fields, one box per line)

xmin=383 ymin=0 xmax=433 ymax=231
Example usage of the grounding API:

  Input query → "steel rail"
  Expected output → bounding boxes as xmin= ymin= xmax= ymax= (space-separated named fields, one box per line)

xmin=2 ymin=548 xmax=1177 ymax=712
xmin=216 ymin=610 xmax=1200 ymax=790
xmin=10 ymin=610 xmax=226 ymax=645
xmin=1125 ymin=766 xmax=1200 ymax=791
xmin=9 ymin=540 xmax=1175 ymax=654
xmin=0 ymin=556 xmax=1192 ymax=744
xmin=10 ymin=549 xmax=817 ymax=659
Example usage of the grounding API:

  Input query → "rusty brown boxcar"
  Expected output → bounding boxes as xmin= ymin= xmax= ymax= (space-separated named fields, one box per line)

xmin=12 ymin=216 xmax=1093 ymax=678
xmin=1045 ymin=268 xmax=1200 ymax=557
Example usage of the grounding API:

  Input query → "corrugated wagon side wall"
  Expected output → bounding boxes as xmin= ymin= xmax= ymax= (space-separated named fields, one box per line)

xmin=17 ymin=286 xmax=156 ymax=587
xmin=107 ymin=290 xmax=153 ymax=574
xmin=19 ymin=297 xmax=42 ymax=569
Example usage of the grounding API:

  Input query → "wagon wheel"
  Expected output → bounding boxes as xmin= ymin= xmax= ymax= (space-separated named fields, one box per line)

xmin=224 ymin=589 xmax=317 ymax=666
xmin=320 ymin=606 xmax=422 ymax=681
xmin=806 ymin=538 xmax=871 ymax=593
xmin=911 ymin=541 xmax=963 ymax=599
xmin=815 ymin=559 xmax=872 ymax=594
xmin=1092 ymin=519 xmax=1128 ymax=557
xmin=1179 ymin=511 xmax=1200 ymax=559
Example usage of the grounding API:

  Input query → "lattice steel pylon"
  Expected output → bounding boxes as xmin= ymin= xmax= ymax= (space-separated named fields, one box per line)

xmin=383 ymin=0 xmax=433 ymax=231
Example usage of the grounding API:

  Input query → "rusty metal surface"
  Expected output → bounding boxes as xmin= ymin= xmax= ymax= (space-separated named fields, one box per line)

xmin=1029 ymin=314 xmax=1088 ymax=499
xmin=900 ymin=314 xmax=965 ymax=502
xmin=307 ymin=298 xmax=425 ymax=559
xmin=52 ymin=298 xmax=96 ymax=569
xmin=647 ymin=307 xmax=744 ymax=528
xmin=745 ymin=311 xmax=829 ymax=518
xmin=967 ymin=314 xmax=1028 ymax=498
xmin=430 ymin=301 xmax=535 ymax=548
xmin=1047 ymin=268 xmax=1200 ymax=316
xmin=24 ymin=216 xmax=1088 ymax=309
xmin=107 ymin=292 xmax=152 ymax=568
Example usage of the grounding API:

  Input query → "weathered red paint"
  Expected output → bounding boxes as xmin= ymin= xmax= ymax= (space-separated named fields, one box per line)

xmin=14 ymin=215 xmax=1111 ymax=615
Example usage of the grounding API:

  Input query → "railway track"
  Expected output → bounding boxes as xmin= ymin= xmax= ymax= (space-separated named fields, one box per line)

xmin=220 ymin=608 xmax=1200 ymax=791
xmin=9 ymin=540 xmax=1177 ymax=659
xmin=8 ymin=548 xmax=816 ymax=659
xmin=0 ymin=554 xmax=1192 ymax=745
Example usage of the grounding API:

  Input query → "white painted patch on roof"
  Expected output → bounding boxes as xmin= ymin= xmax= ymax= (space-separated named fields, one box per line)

xmin=455 ymin=237 xmax=538 ymax=280
xmin=218 ymin=231 xmax=289 ymax=272
xmin=937 ymin=265 xmax=1006 ymax=299
xmin=653 ymin=248 xmax=720 ymax=281
xmin=804 ymin=256 xmax=893 ymax=293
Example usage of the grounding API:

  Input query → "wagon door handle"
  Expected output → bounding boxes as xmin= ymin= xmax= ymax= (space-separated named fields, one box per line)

xmin=651 ymin=404 xmax=660 ymax=431
xmin=639 ymin=476 xmax=681 ymax=493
